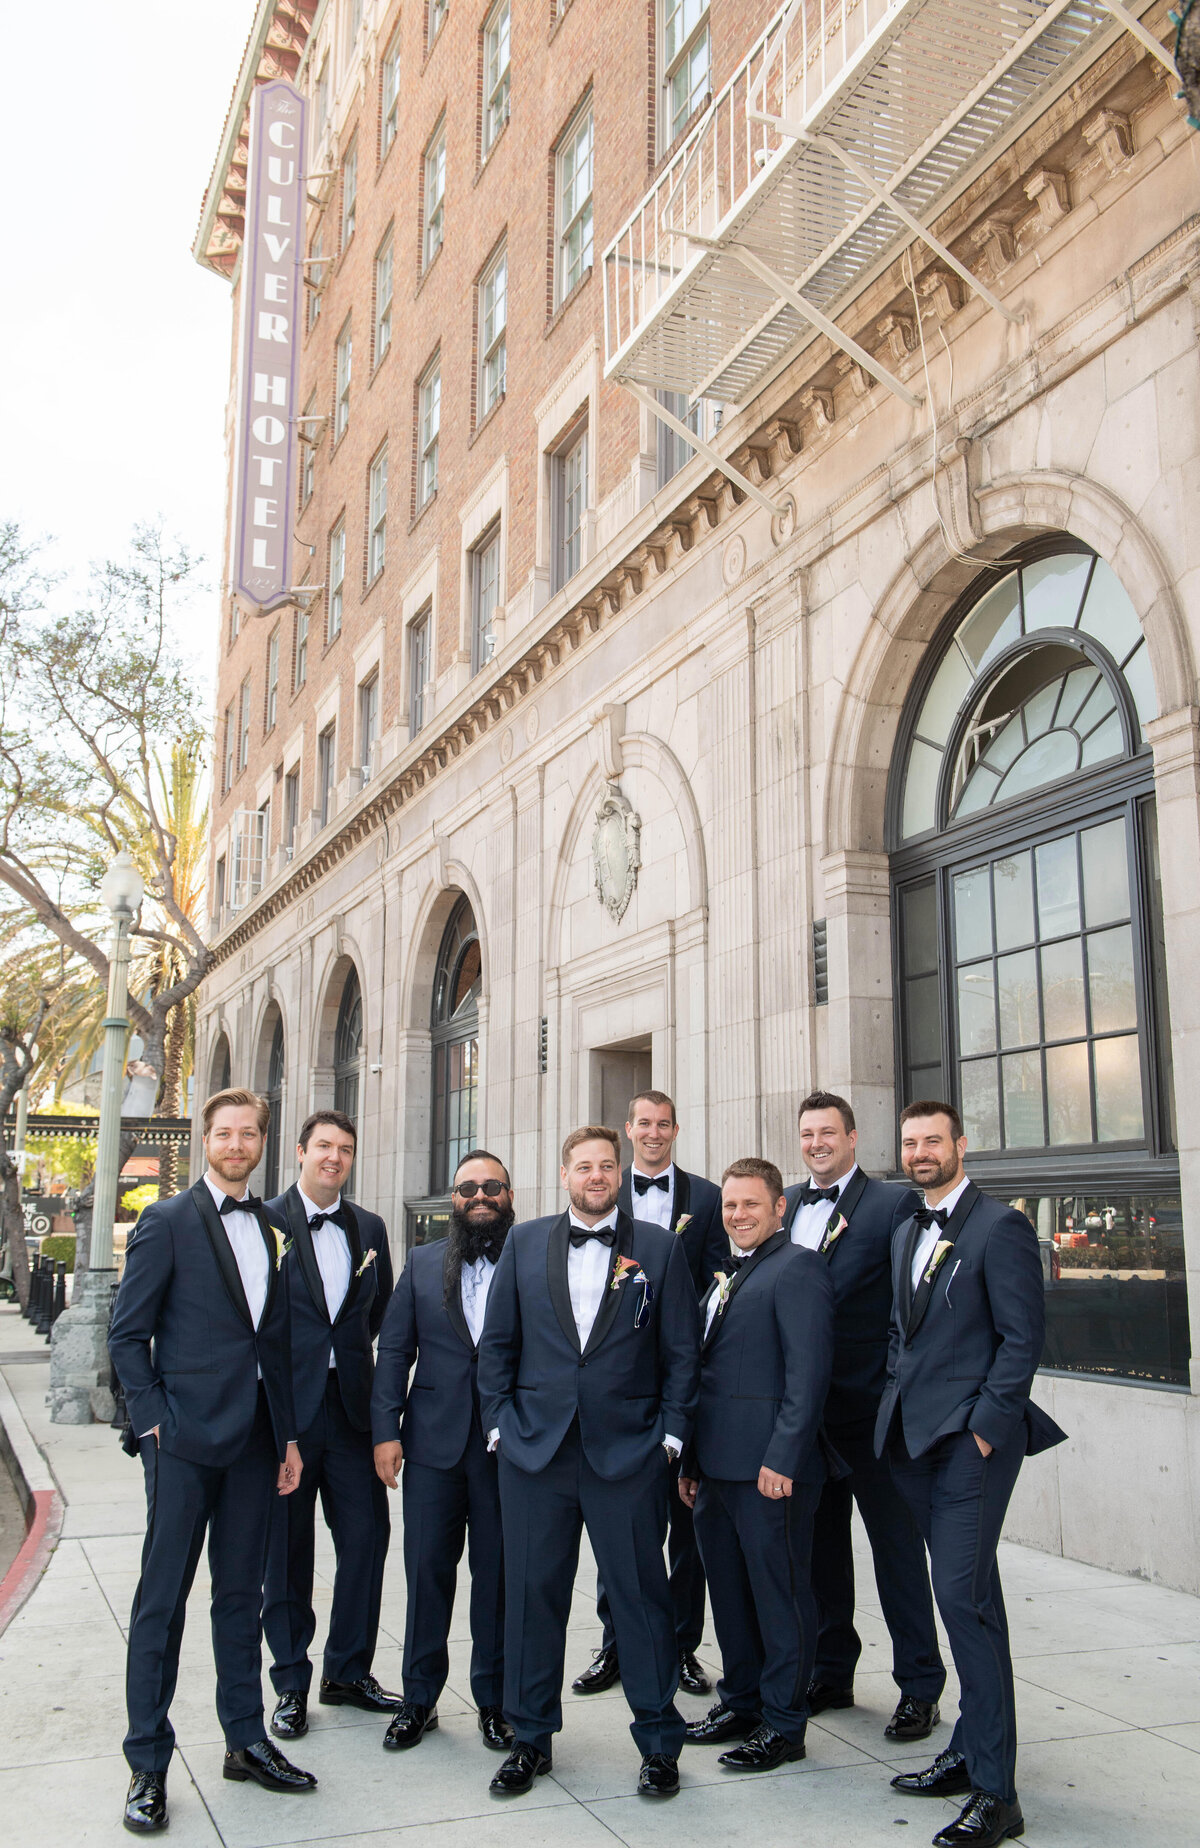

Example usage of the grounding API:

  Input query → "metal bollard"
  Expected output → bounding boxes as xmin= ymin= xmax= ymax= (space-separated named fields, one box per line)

xmin=35 ymin=1259 xmax=54 ymax=1338
xmin=21 ymin=1254 xmax=41 ymax=1321
xmin=50 ymin=1260 xmax=67 ymax=1328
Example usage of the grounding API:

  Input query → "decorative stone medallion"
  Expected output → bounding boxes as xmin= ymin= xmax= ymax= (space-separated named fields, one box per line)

xmin=500 ymin=726 xmax=514 ymax=764
xmin=770 ymin=492 xmax=797 ymax=547
xmin=722 ymin=533 xmax=747 ymax=584
xmin=524 ymin=704 xmax=540 ymax=743
xmin=592 ymin=781 xmax=642 ymax=923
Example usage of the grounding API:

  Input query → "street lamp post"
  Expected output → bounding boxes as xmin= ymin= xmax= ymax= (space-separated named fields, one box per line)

xmin=49 ymin=849 xmax=145 ymax=1423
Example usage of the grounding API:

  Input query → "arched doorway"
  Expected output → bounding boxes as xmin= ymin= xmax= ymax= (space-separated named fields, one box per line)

xmin=430 ymin=895 xmax=481 ymax=1194
xmin=889 ymin=540 xmax=1185 ymax=1385
xmin=263 ymin=1013 xmax=285 ymax=1198
xmin=333 ymin=966 xmax=363 ymax=1197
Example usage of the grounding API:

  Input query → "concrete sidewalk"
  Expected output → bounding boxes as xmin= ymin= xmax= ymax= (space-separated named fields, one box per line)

xmin=2 ymin=1299 xmax=1198 ymax=1848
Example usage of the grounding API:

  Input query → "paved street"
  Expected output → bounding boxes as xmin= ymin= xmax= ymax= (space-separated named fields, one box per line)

xmin=1 ymin=1301 xmax=1198 ymax=1847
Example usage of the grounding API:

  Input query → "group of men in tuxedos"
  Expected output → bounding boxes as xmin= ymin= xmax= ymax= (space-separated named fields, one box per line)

xmin=111 ymin=1080 xmax=1062 ymax=1848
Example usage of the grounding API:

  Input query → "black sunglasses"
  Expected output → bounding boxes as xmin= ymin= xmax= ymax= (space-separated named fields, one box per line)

xmin=453 ymin=1178 xmax=509 ymax=1198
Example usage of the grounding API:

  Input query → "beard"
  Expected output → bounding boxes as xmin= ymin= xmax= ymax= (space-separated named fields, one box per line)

xmin=903 ymin=1152 xmax=960 ymax=1192
xmin=444 ymin=1198 xmax=515 ymax=1307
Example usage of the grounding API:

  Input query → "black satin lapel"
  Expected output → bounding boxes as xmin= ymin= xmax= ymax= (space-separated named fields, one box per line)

xmin=705 ymin=1231 xmax=785 ymax=1348
xmin=822 ymin=1168 xmax=870 ymax=1261
xmin=443 ymin=1241 xmax=475 ymax=1352
xmin=287 ymin=1187 xmax=329 ymax=1321
xmin=252 ymin=1201 xmax=283 ymax=1321
xmin=191 ymin=1180 xmax=253 ymax=1328
xmin=334 ymin=1201 xmax=366 ymax=1326
xmin=547 ymin=1213 xmax=580 ymax=1351
xmin=617 ymin=1172 xmax=633 ymax=1219
xmin=700 ymin=1281 xmax=723 ymax=1354
xmin=898 ymin=1216 xmax=920 ymax=1330
xmin=905 ymin=1183 xmax=980 ymax=1340
xmin=582 ymin=1212 xmax=634 ymax=1357
xmin=673 ymin=1166 xmax=691 ymax=1227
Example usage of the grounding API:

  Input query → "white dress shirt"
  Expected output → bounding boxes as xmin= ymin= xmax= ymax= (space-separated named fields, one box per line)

xmin=298 ymin=1184 xmax=352 ymax=1367
xmin=206 ymin=1174 xmax=269 ymax=1329
xmin=461 ymin=1253 xmax=496 ymax=1346
xmin=567 ymin=1209 xmax=617 ymax=1346
xmin=703 ymin=1286 xmax=724 ymax=1341
xmin=910 ymin=1173 xmax=973 ymax=1289
xmin=789 ymin=1163 xmax=859 ymax=1251
xmin=630 ymin=1163 xmax=675 ymax=1231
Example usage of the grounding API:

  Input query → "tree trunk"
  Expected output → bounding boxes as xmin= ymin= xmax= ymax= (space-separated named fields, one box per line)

xmin=156 ymin=1001 xmax=187 ymax=1200
xmin=1 ymin=1152 xmax=31 ymax=1311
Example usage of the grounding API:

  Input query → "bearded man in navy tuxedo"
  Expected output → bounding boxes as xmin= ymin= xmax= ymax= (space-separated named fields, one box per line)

xmin=110 ymin=1089 xmax=316 ymax=1836
xmin=477 ymin=1125 xmax=700 ymax=1801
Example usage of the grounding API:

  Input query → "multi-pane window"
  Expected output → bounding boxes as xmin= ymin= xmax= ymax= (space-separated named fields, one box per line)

xmin=554 ymin=428 xmax=587 ymax=590
xmin=238 ymin=676 xmax=252 ymax=772
xmin=428 ymin=0 xmax=448 ymax=48
xmin=662 ymin=0 xmax=710 ymax=145
xmin=479 ymin=244 xmax=507 ymax=417
xmin=214 ymin=855 xmax=226 ymax=916
xmin=409 ymin=608 xmax=431 ymax=733
xmin=318 ymin=724 xmax=337 ymax=827
xmin=222 ymin=703 xmax=234 ymax=794
xmin=359 ymin=673 xmax=379 ymax=779
xmin=418 ymin=358 xmax=440 ymax=507
xmin=329 ymin=523 xmax=346 ymax=637
xmin=308 ymin=230 xmax=324 ymax=330
xmin=557 ymin=103 xmax=593 ymax=301
xmin=656 ymin=389 xmax=699 ymax=488
xmin=374 ymin=232 xmax=393 ymax=363
xmin=483 ymin=1 xmax=511 ymax=155
xmin=382 ymin=28 xmax=402 ymax=154
xmin=334 ymin=967 xmax=363 ymax=1192
xmin=314 ymin=56 xmax=329 ymax=146
xmin=294 ymin=605 xmax=309 ymax=689
xmin=335 ymin=320 xmax=352 ymax=439
xmin=283 ymin=766 xmax=300 ymax=856
xmin=423 ymin=122 xmax=446 ymax=271
xmin=300 ymin=393 xmax=317 ymax=504
xmin=341 ymin=138 xmax=358 ymax=247
xmin=266 ymin=628 xmax=279 ymax=732
xmin=430 ymin=896 xmax=482 ymax=1194
xmin=472 ymin=526 xmax=501 ymax=674
xmin=369 ymin=446 xmax=388 ymax=581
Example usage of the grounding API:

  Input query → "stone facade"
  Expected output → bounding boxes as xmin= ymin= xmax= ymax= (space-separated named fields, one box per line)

xmin=195 ymin=4 xmax=1200 ymax=1588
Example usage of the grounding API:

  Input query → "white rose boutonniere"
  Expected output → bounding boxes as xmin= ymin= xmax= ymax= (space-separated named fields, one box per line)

xmin=922 ymin=1237 xmax=955 ymax=1286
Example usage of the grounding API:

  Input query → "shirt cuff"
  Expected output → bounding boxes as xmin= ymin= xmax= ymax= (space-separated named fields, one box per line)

xmin=137 ymin=1428 xmax=156 ymax=1440
xmin=663 ymin=1434 xmax=682 ymax=1457
xmin=487 ymin=1427 xmax=500 ymax=1453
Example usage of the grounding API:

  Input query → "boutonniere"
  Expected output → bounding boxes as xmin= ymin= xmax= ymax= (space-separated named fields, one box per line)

xmin=712 ymin=1269 xmax=733 ymax=1310
xmin=271 ymin=1226 xmax=292 ymax=1271
xmin=356 ymin=1247 xmax=377 ymax=1278
xmin=922 ymin=1238 xmax=954 ymax=1286
xmin=820 ymin=1212 xmax=849 ymax=1255
xmin=612 ymin=1255 xmax=655 ymax=1328
xmin=673 ymin=1213 xmax=693 ymax=1234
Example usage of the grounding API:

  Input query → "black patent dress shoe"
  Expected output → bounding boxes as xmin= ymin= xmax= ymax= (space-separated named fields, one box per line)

xmin=478 ymin=1705 xmax=515 ymax=1751
xmin=489 ymin=1741 xmax=552 ymax=1795
xmin=685 ymin=1701 xmax=762 ymax=1744
xmin=891 ymin=1747 xmax=971 ymax=1797
xmin=572 ymin=1643 xmax=620 ymax=1694
xmin=223 ymin=1738 xmax=318 ymax=1790
xmin=637 ymin=1752 xmax=680 ymax=1797
xmin=383 ymin=1702 xmax=438 ymax=1750
xmin=807 ymin=1679 xmax=854 ymax=1714
xmin=887 ymin=1694 xmax=941 ymax=1740
xmin=932 ymin=1791 xmax=1025 ymax=1846
xmin=677 ymin=1649 xmax=712 ymax=1696
xmin=123 ymin=1771 xmax=167 ymax=1833
xmin=717 ymin=1721 xmax=806 ymax=1771
xmin=320 ymin=1673 xmax=403 ymax=1712
xmin=270 ymin=1690 xmax=309 ymax=1740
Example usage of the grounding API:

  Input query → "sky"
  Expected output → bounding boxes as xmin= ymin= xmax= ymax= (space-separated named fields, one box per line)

xmin=0 ymin=1 xmax=257 ymax=639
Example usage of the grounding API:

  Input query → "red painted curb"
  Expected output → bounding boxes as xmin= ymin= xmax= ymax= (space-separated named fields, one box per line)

xmin=0 ymin=1488 xmax=64 ymax=1636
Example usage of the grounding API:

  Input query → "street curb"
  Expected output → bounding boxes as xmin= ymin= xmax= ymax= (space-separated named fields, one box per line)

xmin=0 ymin=1370 xmax=64 ymax=1636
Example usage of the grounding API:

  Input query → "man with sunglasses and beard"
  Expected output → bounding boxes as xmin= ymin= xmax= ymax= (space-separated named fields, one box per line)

xmin=372 ymin=1150 xmax=516 ymax=1755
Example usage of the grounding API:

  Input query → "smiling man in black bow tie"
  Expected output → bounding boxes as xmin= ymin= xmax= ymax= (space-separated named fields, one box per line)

xmin=877 ymin=1102 xmax=1066 ymax=1848
xmin=109 ymin=1089 xmax=315 ymax=1835
xmin=781 ymin=1092 xmax=944 ymax=1743
xmin=262 ymin=1111 xmax=396 ymax=1744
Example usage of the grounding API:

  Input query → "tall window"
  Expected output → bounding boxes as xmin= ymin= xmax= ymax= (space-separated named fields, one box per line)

xmin=359 ymin=672 xmax=379 ymax=778
xmin=662 ymin=0 xmax=710 ymax=146
xmin=294 ymin=605 xmax=309 ymax=690
xmin=423 ymin=121 xmax=446 ymax=271
xmin=265 ymin=627 xmax=279 ymax=732
xmin=318 ymin=723 xmax=337 ymax=826
xmin=479 ymin=244 xmax=507 ymax=418
xmin=212 ymin=1029 xmax=232 ymax=1092
xmin=314 ymin=56 xmax=329 ymax=147
xmin=213 ymin=857 xmax=227 ymax=921
xmin=471 ymin=526 xmax=501 ymax=674
xmin=374 ymin=231 xmax=393 ymax=363
xmin=483 ymin=0 xmax=511 ymax=155
xmin=430 ymin=896 xmax=481 ymax=1194
xmin=656 ymin=388 xmax=699 ymax=488
xmin=557 ymin=102 xmax=593 ymax=302
xmin=335 ymin=319 xmax=352 ymax=439
xmin=369 ymin=446 xmax=388 ymax=581
xmin=329 ymin=522 xmax=345 ymax=637
xmin=418 ymin=357 xmax=440 ymax=508
xmin=334 ymin=966 xmax=363 ymax=1196
xmin=238 ymin=677 xmax=252 ymax=772
xmin=341 ymin=138 xmax=358 ymax=247
xmin=890 ymin=542 xmax=1183 ymax=1386
xmin=308 ymin=230 xmax=324 ymax=331
xmin=428 ymin=0 xmax=448 ymax=49
xmin=283 ymin=765 xmax=300 ymax=856
xmin=553 ymin=426 xmax=587 ymax=590
xmin=264 ymin=1014 xmax=285 ymax=1199
xmin=382 ymin=28 xmax=402 ymax=154
xmin=222 ymin=703 xmax=234 ymax=794
xmin=409 ymin=607 xmax=431 ymax=733
xmin=300 ymin=393 xmax=317 ymax=504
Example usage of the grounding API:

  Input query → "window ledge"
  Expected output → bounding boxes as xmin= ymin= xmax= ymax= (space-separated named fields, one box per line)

xmin=362 ymin=566 xmax=385 ymax=601
xmin=651 ymin=93 xmax=713 ymax=182
xmin=369 ymin=340 xmax=393 ymax=387
xmin=409 ymin=489 xmax=438 ymax=535
xmin=415 ymin=243 xmax=444 ymax=299
xmin=475 ymin=114 xmax=510 ymax=184
xmin=545 ymin=263 xmax=592 ymax=339
xmin=470 ymin=390 xmax=506 ymax=448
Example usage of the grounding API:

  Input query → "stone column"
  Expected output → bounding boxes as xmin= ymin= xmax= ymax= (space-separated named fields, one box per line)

xmin=818 ymin=848 xmax=897 ymax=1174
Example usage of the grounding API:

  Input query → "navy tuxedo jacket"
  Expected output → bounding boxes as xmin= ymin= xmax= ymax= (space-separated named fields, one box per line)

xmin=689 ymin=1233 xmax=837 ymax=1486
xmin=782 ymin=1170 xmax=921 ymax=1428
xmin=109 ymin=1178 xmax=296 ymax=1466
xmin=477 ymin=1208 xmax=700 ymax=1481
xmin=874 ymin=1181 xmax=1068 ymax=1461
xmin=371 ymin=1237 xmax=487 ymax=1467
xmin=266 ymin=1186 xmax=393 ymax=1435
xmin=617 ymin=1166 xmax=728 ymax=1298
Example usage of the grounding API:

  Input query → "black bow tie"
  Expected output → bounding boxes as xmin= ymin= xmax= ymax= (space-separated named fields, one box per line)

xmin=799 ymin=1183 xmax=840 ymax=1206
xmin=308 ymin=1209 xmax=347 ymax=1232
xmin=633 ymin=1172 xmax=670 ymax=1194
xmin=569 ymin=1226 xmax=616 ymax=1248
xmin=218 ymin=1192 xmax=261 ymax=1216
xmin=724 ymin=1250 xmax=750 ymax=1271
xmin=913 ymin=1206 xmax=949 ymax=1231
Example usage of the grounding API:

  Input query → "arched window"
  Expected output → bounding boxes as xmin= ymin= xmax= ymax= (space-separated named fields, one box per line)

xmin=430 ymin=896 xmax=480 ymax=1194
xmin=211 ymin=1032 xmax=232 ymax=1094
xmin=889 ymin=542 xmax=1184 ymax=1385
xmin=263 ymin=1015 xmax=285 ymax=1198
xmin=334 ymin=967 xmax=363 ymax=1196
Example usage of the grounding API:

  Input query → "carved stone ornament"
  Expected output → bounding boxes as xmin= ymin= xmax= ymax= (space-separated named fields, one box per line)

xmin=592 ymin=782 xmax=642 ymax=923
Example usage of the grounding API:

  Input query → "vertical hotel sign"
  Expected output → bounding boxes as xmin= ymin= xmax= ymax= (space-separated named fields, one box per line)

xmin=232 ymin=80 xmax=307 ymax=610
